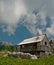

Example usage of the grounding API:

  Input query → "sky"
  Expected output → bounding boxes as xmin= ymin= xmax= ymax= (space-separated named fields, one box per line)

xmin=0 ymin=0 xmax=54 ymax=44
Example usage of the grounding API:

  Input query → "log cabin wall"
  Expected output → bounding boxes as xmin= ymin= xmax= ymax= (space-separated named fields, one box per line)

xmin=20 ymin=42 xmax=41 ymax=55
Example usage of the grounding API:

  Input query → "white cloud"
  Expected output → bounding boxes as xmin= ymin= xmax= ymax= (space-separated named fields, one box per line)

xmin=0 ymin=0 xmax=27 ymax=35
xmin=23 ymin=5 xmax=54 ymax=37
xmin=46 ymin=17 xmax=54 ymax=36
xmin=0 ymin=0 xmax=54 ymax=38
xmin=23 ymin=13 xmax=37 ymax=36
xmin=23 ymin=7 xmax=47 ymax=36
xmin=37 ymin=28 xmax=42 ymax=35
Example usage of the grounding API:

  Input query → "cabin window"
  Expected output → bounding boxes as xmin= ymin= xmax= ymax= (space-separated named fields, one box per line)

xmin=45 ymin=42 xmax=47 ymax=46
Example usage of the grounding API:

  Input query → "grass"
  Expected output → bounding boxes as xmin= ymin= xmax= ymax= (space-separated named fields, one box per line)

xmin=0 ymin=55 xmax=54 ymax=65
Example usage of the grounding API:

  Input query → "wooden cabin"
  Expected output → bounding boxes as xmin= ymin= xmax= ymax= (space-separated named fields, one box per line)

xmin=17 ymin=34 xmax=51 ymax=56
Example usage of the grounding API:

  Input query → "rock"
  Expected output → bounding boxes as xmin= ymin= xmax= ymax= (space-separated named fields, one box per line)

xmin=8 ymin=52 xmax=37 ymax=59
xmin=31 ymin=55 xmax=37 ymax=59
xmin=3 ymin=54 xmax=8 ymax=57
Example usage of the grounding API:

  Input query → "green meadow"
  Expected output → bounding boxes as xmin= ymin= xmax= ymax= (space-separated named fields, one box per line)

xmin=0 ymin=55 xmax=54 ymax=65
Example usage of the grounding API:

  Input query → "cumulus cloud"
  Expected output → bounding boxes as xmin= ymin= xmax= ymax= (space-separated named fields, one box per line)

xmin=0 ymin=0 xmax=27 ymax=35
xmin=20 ymin=0 xmax=54 ymax=38
xmin=23 ymin=5 xmax=54 ymax=37
xmin=23 ymin=7 xmax=47 ymax=36
xmin=0 ymin=0 xmax=54 ymax=38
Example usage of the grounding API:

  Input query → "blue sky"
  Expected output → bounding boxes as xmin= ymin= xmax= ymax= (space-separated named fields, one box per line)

xmin=0 ymin=0 xmax=54 ymax=44
xmin=0 ymin=24 xmax=32 ymax=44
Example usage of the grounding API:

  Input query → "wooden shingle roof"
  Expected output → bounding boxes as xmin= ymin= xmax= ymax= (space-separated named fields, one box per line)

xmin=18 ymin=35 xmax=45 ymax=45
